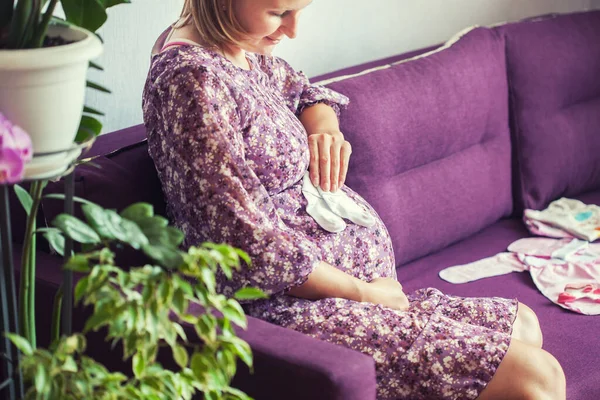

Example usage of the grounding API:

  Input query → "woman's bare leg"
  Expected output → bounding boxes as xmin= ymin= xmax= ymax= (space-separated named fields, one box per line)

xmin=477 ymin=338 xmax=566 ymax=400
xmin=512 ymin=302 xmax=543 ymax=348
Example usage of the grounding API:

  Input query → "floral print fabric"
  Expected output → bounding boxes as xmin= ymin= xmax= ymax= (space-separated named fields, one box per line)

xmin=142 ymin=45 xmax=517 ymax=399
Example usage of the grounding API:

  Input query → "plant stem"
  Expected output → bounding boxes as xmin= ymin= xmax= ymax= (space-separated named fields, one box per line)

xmin=18 ymin=180 xmax=45 ymax=348
xmin=51 ymin=286 xmax=63 ymax=345
xmin=7 ymin=0 xmax=32 ymax=48
xmin=32 ymin=0 xmax=59 ymax=48
xmin=23 ymin=0 xmax=42 ymax=48
xmin=0 ymin=0 xmax=15 ymax=36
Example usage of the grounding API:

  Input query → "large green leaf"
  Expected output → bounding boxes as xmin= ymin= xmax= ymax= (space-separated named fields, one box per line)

xmin=74 ymin=276 xmax=89 ymax=304
xmin=221 ymin=336 xmax=252 ymax=368
xmin=42 ymin=229 xmax=65 ymax=256
xmin=61 ymin=0 xmax=107 ymax=32
xmin=89 ymin=60 xmax=104 ymax=71
xmin=190 ymin=353 xmax=210 ymax=381
xmin=51 ymin=214 xmax=101 ymax=244
xmin=83 ymin=307 xmax=112 ymax=332
xmin=223 ymin=387 xmax=253 ymax=400
xmin=75 ymin=114 xmax=102 ymax=143
xmin=83 ymin=105 xmax=105 ymax=116
xmin=13 ymin=184 xmax=33 ymax=215
xmin=34 ymin=363 xmax=48 ymax=393
xmin=172 ymin=343 xmax=188 ymax=369
xmin=81 ymin=203 xmax=116 ymax=239
xmin=132 ymin=352 xmax=145 ymax=378
xmin=221 ymin=300 xmax=247 ymax=329
xmin=43 ymin=193 xmax=99 ymax=207
xmin=142 ymin=244 xmax=183 ymax=269
xmin=120 ymin=203 xmax=154 ymax=223
xmin=120 ymin=219 xmax=149 ymax=249
xmin=234 ymin=287 xmax=267 ymax=301
xmin=5 ymin=333 xmax=33 ymax=356
xmin=86 ymin=80 xmax=111 ymax=93
xmin=64 ymin=254 xmax=90 ymax=273
xmin=136 ymin=216 xmax=169 ymax=231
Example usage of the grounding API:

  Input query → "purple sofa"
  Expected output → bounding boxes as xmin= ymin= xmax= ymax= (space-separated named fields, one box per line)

xmin=10 ymin=10 xmax=600 ymax=400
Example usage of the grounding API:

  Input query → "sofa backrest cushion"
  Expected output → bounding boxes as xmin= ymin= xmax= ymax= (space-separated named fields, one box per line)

xmin=324 ymin=27 xmax=513 ymax=266
xmin=497 ymin=11 xmax=600 ymax=212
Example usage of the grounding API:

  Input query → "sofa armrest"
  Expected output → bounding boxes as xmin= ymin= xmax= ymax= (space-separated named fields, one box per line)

xmin=233 ymin=315 xmax=377 ymax=400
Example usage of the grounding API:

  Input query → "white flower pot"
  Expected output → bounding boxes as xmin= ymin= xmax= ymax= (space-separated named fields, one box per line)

xmin=0 ymin=24 xmax=103 ymax=179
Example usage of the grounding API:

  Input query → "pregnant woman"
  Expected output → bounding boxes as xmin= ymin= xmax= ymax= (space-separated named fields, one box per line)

xmin=142 ymin=1 xmax=566 ymax=398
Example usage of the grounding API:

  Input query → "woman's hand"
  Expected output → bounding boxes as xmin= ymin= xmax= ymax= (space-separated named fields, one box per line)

xmin=308 ymin=130 xmax=352 ymax=193
xmin=360 ymin=277 xmax=410 ymax=311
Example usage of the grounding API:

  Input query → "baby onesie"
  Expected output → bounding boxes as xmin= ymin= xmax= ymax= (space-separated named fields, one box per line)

xmin=524 ymin=198 xmax=600 ymax=242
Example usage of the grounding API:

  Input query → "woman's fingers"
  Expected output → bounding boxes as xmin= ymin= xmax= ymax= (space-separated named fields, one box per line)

xmin=339 ymin=141 xmax=352 ymax=189
xmin=309 ymin=135 xmax=320 ymax=186
xmin=318 ymin=134 xmax=332 ymax=191
xmin=329 ymin=136 xmax=342 ymax=192
xmin=308 ymin=132 xmax=351 ymax=192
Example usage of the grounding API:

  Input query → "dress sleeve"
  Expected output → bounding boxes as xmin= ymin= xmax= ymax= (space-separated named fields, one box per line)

xmin=259 ymin=55 xmax=350 ymax=118
xmin=146 ymin=64 xmax=320 ymax=297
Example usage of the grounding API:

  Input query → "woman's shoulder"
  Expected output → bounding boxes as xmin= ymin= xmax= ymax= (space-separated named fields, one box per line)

xmin=252 ymin=53 xmax=301 ymax=87
xmin=147 ymin=46 xmax=226 ymax=89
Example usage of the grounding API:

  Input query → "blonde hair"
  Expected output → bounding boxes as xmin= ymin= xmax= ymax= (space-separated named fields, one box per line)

xmin=174 ymin=0 xmax=246 ymax=49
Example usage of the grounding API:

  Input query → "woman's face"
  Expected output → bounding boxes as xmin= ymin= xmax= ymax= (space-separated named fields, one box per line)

xmin=231 ymin=0 xmax=313 ymax=54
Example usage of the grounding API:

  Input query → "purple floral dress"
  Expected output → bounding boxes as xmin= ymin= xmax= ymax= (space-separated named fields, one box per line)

xmin=142 ymin=45 xmax=518 ymax=400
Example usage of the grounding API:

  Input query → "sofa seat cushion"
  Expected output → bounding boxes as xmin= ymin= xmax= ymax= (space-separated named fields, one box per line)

xmin=323 ymin=27 xmax=513 ymax=265
xmin=497 ymin=11 xmax=600 ymax=212
xmin=399 ymin=193 xmax=600 ymax=400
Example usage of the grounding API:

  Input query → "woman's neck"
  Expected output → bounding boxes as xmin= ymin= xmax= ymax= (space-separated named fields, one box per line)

xmin=221 ymin=44 xmax=251 ymax=70
xmin=170 ymin=24 xmax=252 ymax=70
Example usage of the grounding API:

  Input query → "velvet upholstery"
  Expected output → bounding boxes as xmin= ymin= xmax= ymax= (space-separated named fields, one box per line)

xmin=498 ymin=11 xmax=600 ymax=212
xmin=399 ymin=189 xmax=600 ymax=400
xmin=324 ymin=27 xmax=513 ymax=265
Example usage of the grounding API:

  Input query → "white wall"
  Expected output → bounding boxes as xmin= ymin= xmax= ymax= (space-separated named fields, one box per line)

xmin=87 ymin=0 xmax=599 ymax=134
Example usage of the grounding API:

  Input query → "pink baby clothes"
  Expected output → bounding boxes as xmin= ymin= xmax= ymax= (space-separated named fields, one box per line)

xmin=523 ymin=216 xmax=575 ymax=239
xmin=439 ymin=238 xmax=600 ymax=315
xmin=524 ymin=198 xmax=600 ymax=242
xmin=558 ymin=283 xmax=600 ymax=306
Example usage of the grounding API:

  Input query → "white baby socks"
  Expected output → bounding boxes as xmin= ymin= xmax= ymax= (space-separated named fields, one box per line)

xmin=301 ymin=171 xmax=376 ymax=233
xmin=302 ymin=172 xmax=346 ymax=233
xmin=315 ymin=184 xmax=376 ymax=228
xmin=438 ymin=253 xmax=527 ymax=283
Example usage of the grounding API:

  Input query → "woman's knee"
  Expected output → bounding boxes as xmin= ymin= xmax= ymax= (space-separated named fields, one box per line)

xmin=512 ymin=302 xmax=543 ymax=348
xmin=478 ymin=339 xmax=565 ymax=400
xmin=524 ymin=349 xmax=566 ymax=400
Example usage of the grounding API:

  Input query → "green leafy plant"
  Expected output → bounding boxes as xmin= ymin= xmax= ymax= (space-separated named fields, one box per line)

xmin=6 ymin=0 xmax=130 ymax=349
xmin=7 ymin=200 xmax=266 ymax=399
xmin=0 ymin=0 xmax=131 ymax=139
xmin=0 ymin=0 xmax=130 ymax=49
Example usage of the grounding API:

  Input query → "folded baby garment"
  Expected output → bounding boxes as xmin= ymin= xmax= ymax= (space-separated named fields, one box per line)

xmin=301 ymin=171 xmax=375 ymax=233
xmin=439 ymin=238 xmax=600 ymax=315
xmin=524 ymin=198 xmax=600 ymax=242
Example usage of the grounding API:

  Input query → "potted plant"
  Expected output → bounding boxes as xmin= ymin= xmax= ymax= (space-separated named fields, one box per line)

xmin=7 ymin=199 xmax=264 ymax=399
xmin=0 ymin=0 xmax=130 ymax=360
xmin=0 ymin=0 xmax=129 ymax=179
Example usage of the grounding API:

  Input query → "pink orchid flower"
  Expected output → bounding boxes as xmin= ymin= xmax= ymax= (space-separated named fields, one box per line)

xmin=0 ymin=113 xmax=33 ymax=184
